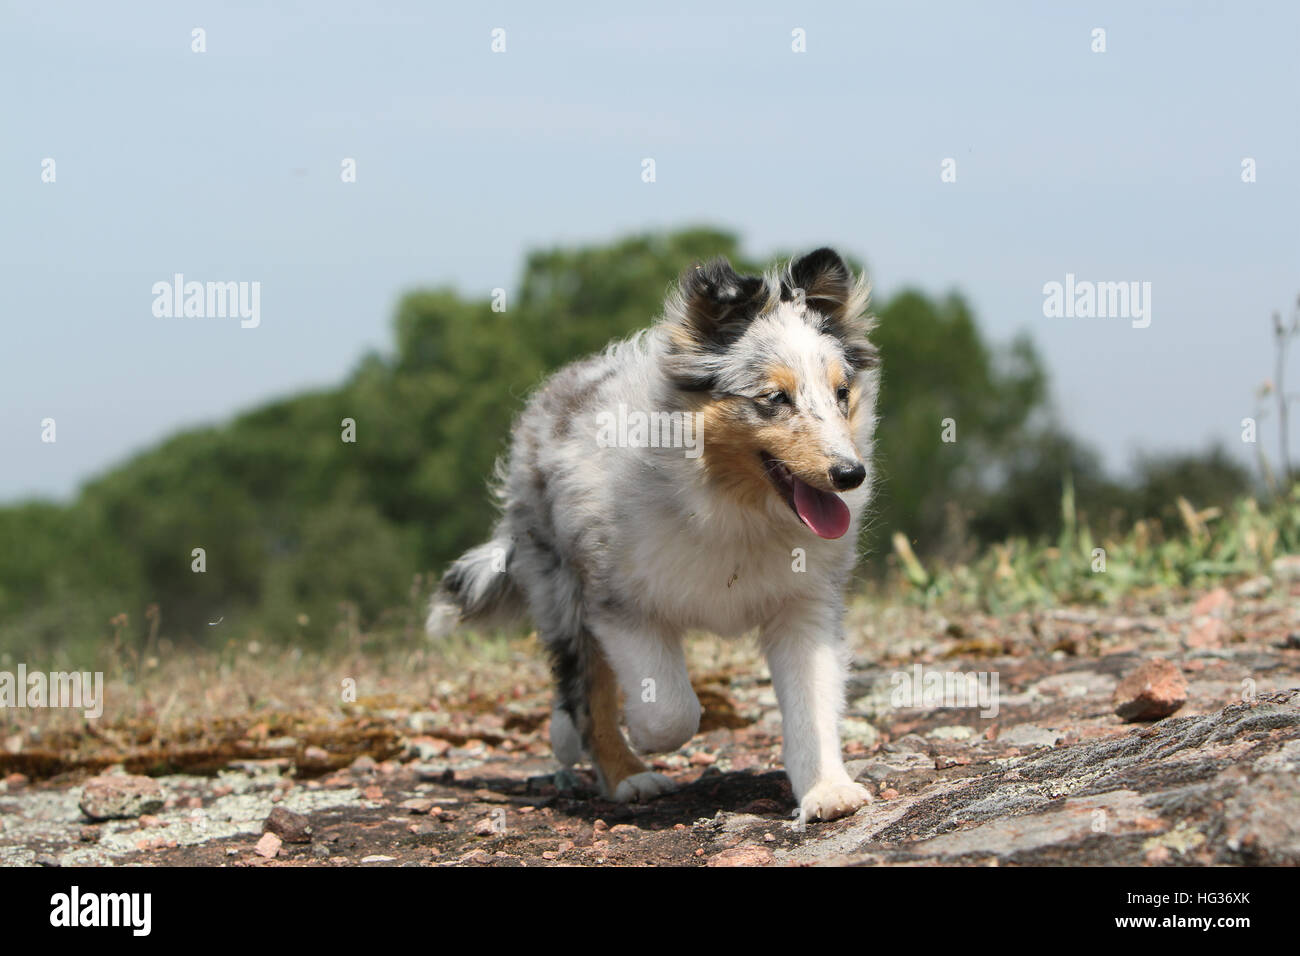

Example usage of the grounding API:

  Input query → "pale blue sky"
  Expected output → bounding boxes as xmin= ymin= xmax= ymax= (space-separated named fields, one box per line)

xmin=3 ymin=1 xmax=1297 ymax=502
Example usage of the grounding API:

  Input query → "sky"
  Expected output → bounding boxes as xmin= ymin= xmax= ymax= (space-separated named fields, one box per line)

xmin=2 ymin=1 xmax=1298 ymax=502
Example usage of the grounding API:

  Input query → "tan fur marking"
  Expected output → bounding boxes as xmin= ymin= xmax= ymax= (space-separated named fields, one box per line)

xmin=770 ymin=366 xmax=798 ymax=398
xmin=847 ymin=381 xmax=865 ymax=433
xmin=696 ymin=393 xmax=843 ymax=502
xmin=589 ymin=647 xmax=649 ymax=791
xmin=697 ymin=397 xmax=773 ymax=508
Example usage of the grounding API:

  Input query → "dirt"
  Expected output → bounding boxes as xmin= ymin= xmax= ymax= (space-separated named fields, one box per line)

xmin=2 ymin=581 xmax=1299 ymax=867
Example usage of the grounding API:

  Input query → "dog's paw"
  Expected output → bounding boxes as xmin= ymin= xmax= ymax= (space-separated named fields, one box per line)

xmin=798 ymin=778 xmax=872 ymax=822
xmin=611 ymin=771 xmax=677 ymax=803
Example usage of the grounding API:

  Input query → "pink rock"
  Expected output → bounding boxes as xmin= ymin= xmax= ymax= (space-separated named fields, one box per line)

xmin=253 ymin=832 xmax=282 ymax=859
xmin=1186 ymin=618 xmax=1226 ymax=649
xmin=706 ymin=845 xmax=775 ymax=867
xmin=1114 ymin=659 xmax=1188 ymax=722
xmin=1192 ymin=588 xmax=1233 ymax=617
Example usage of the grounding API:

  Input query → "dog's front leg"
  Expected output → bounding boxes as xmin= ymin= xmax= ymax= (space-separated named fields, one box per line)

xmin=760 ymin=600 xmax=871 ymax=822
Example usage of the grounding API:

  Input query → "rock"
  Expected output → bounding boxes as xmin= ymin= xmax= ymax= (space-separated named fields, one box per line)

xmin=35 ymin=854 xmax=61 ymax=867
xmin=1192 ymin=588 xmax=1233 ymax=617
xmin=349 ymin=755 xmax=377 ymax=775
xmin=927 ymin=725 xmax=976 ymax=741
xmin=361 ymin=855 xmax=395 ymax=863
xmin=1223 ymin=772 xmax=1300 ymax=863
xmin=998 ymin=724 xmax=1060 ymax=749
xmin=79 ymin=774 xmax=165 ymax=821
xmin=264 ymin=806 xmax=313 ymax=843
xmin=303 ymin=745 xmax=331 ymax=762
xmin=840 ymin=717 xmax=881 ymax=748
xmin=253 ymin=832 xmax=282 ymax=859
xmin=4 ymin=772 xmax=29 ymax=789
xmin=1113 ymin=659 xmax=1187 ymax=722
xmin=1233 ymin=576 xmax=1271 ymax=599
xmin=1186 ymin=618 xmax=1226 ymax=649
xmin=400 ymin=798 xmax=436 ymax=814
xmin=706 ymin=845 xmax=774 ymax=867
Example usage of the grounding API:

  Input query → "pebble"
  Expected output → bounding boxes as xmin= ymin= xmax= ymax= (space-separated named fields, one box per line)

xmin=253 ymin=832 xmax=282 ymax=859
xmin=79 ymin=774 xmax=165 ymax=821
xmin=264 ymin=806 xmax=313 ymax=843
xmin=1114 ymin=659 xmax=1188 ymax=722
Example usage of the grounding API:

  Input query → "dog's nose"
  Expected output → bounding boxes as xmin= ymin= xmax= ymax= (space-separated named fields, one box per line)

xmin=829 ymin=459 xmax=866 ymax=491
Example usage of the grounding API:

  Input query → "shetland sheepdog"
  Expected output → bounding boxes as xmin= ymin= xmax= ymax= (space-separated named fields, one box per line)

xmin=429 ymin=248 xmax=879 ymax=821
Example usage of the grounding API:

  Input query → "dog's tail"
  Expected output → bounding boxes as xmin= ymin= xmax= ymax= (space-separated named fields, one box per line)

xmin=426 ymin=533 xmax=526 ymax=638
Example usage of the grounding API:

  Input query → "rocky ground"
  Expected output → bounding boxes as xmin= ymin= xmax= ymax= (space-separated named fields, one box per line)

xmin=2 ymin=578 xmax=1299 ymax=867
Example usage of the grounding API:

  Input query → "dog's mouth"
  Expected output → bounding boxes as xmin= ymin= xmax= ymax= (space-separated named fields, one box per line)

xmin=759 ymin=452 xmax=851 ymax=540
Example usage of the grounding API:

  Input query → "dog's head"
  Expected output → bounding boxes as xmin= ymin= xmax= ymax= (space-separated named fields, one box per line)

xmin=662 ymin=248 xmax=879 ymax=539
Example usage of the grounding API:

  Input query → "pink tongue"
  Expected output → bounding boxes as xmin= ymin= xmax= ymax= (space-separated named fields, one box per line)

xmin=792 ymin=479 xmax=851 ymax=539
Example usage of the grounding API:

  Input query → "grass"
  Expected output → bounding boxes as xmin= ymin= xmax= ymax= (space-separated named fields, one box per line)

xmin=888 ymin=480 xmax=1300 ymax=614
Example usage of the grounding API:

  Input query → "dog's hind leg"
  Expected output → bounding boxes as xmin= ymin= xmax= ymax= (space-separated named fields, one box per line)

xmin=588 ymin=647 xmax=676 ymax=802
xmin=545 ymin=627 xmax=674 ymax=802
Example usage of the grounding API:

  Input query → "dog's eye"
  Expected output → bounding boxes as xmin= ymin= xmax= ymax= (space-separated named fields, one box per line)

xmin=836 ymin=385 xmax=850 ymax=403
xmin=766 ymin=390 xmax=791 ymax=406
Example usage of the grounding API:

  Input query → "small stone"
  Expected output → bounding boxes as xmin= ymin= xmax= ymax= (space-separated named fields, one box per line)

xmin=350 ymin=755 xmax=377 ymax=775
xmin=4 ymin=773 xmax=29 ymax=789
xmin=690 ymin=751 xmax=717 ymax=766
xmin=1186 ymin=618 xmax=1226 ymax=650
xmin=400 ymin=798 xmax=436 ymax=814
xmin=79 ymin=825 xmax=101 ymax=843
xmin=264 ymin=806 xmax=313 ymax=843
xmin=1113 ymin=659 xmax=1188 ymax=722
xmin=253 ymin=832 xmax=282 ymax=859
xmin=312 ymin=844 xmax=330 ymax=859
xmin=707 ymin=845 xmax=774 ymax=867
xmin=35 ymin=854 xmax=61 ymax=867
xmin=880 ymin=788 xmax=900 ymax=800
xmin=1233 ymin=576 xmax=1271 ymax=599
xmin=362 ymin=785 xmax=385 ymax=801
xmin=361 ymin=855 xmax=396 ymax=864
xmin=79 ymin=774 xmax=165 ymax=821
xmin=1192 ymin=587 xmax=1233 ymax=617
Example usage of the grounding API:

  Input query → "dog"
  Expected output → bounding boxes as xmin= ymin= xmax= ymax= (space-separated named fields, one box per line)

xmin=428 ymin=248 xmax=879 ymax=822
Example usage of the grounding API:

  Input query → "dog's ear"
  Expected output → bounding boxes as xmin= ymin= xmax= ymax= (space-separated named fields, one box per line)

xmin=788 ymin=248 xmax=852 ymax=315
xmin=672 ymin=257 xmax=765 ymax=346
xmin=663 ymin=257 xmax=767 ymax=390
xmin=788 ymin=248 xmax=877 ymax=371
